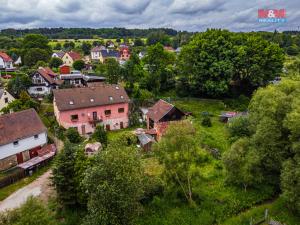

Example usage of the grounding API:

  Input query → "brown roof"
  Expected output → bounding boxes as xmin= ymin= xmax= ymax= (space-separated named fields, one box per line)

xmin=0 ymin=52 xmax=13 ymax=62
xmin=0 ymin=109 xmax=47 ymax=146
xmin=146 ymin=99 xmax=175 ymax=122
xmin=66 ymin=51 xmax=81 ymax=61
xmin=36 ymin=67 xmax=63 ymax=85
xmin=53 ymin=84 xmax=130 ymax=111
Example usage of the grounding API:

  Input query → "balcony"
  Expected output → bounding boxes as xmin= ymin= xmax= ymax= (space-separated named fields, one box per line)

xmin=88 ymin=117 xmax=103 ymax=125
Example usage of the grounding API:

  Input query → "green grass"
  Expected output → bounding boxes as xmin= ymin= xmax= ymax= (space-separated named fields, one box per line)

xmin=107 ymin=127 xmax=137 ymax=142
xmin=0 ymin=165 xmax=51 ymax=201
xmin=222 ymin=197 xmax=300 ymax=225
xmin=136 ymin=99 xmax=280 ymax=225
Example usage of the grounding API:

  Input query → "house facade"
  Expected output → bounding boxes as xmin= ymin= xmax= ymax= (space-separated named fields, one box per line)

xmin=119 ymin=47 xmax=130 ymax=61
xmin=0 ymin=52 xmax=13 ymax=70
xmin=28 ymin=67 xmax=63 ymax=96
xmin=53 ymin=84 xmax=130 ymax=135
xmin=0 ymin=88 xmax=15 ymax=113
xmin=0 ymin=109 xmax=48 ymax=171
xmin=62 ymin=51 xmax=81 ymax=66
xmin=91 ymin=46 xmax=106 ymax=60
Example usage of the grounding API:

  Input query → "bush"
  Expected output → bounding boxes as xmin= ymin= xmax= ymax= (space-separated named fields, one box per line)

xmin=92 ymin=125 xmax=107 ymax=146
xmin=0 ymin=197 xmax=56 ymax=225
xmin=227 ymin=116 xmax=250 ymax=142
xmin=201 ymin=116 xmax=212 ymax=127
xmin=65 ymin=127 xmax=82 ymax=143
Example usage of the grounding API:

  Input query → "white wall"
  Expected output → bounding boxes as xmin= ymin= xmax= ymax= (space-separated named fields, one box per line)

xmin=0 ymin=132 xmax=47 ymax=160
xmin=0 ymin=57 xmax=13 ymax=69
xmin=28 ymin=86 xmax=51 ymax=96
xmin=0 ymin=90 xmax=15 ymax=113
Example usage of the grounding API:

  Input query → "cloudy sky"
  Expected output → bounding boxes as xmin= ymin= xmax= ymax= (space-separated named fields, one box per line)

xmin=0 ymin=0 xmax=299 ymax=31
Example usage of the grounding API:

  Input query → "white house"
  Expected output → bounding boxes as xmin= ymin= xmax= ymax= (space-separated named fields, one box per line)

xmin=0 ymin=52 xmax=13 ymax=70
xmin=0 ymin=109 xmax=48 ymax=171
xmin=0 ymin=88 xmax=15 ymax=113
xmin=91 ymin=46 xmax=106 ymax=60
xmin=28 ymin=67 xmax=63 ymax=96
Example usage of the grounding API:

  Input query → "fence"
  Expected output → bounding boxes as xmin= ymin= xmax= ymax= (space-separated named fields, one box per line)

xmin=0 ymin=168 xmax=25 ymax=188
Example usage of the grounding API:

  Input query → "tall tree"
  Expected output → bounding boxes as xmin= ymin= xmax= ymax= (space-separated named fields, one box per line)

xmin=105 ymin=58 xmax=121 ymax=84
xmin=154 ymin=121 xmax=204 ymax=204
xmin=83 ymin=145 xmax=144 ymax=225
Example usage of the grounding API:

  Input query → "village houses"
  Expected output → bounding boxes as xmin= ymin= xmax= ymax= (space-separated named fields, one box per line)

xmin=53 ymin=84 xmax=130 ymax=135
xmin=0 ymin=109 xmax=56 ymax=171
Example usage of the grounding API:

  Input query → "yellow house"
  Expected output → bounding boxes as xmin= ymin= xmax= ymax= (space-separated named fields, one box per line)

xmin=62 ymin=51 xmax=82 ymax=67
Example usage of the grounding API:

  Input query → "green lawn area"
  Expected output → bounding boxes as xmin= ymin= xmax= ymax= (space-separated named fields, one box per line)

xmin=136 ymin=99 xmax=283 ymax=225
xmin=0 ymin=165 xmax=50 ymax=201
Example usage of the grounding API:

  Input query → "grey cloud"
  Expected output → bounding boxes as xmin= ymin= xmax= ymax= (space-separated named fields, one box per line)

xmin=109 ymin=0 xmax=151 ymax=14
xmin=170 ymin=0 xmax=225 ymax=14
xmin=56 ymin=0 xmax=82 ymax=13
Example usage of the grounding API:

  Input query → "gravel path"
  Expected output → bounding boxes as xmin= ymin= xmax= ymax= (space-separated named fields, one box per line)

xmin=0 ymin=170 xmax=54 ymax=212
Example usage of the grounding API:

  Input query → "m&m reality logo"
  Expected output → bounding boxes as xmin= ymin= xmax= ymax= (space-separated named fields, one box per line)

xmin=258 ymin=9 xmax=287 ymax=23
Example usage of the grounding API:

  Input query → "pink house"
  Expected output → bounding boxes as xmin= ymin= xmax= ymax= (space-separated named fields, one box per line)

xmin=53 ymin=84 xmax=130 ymax=135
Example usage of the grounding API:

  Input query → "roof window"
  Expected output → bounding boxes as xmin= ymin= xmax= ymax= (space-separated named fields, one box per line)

xmin=69 ymin=101 xmax=74 ymax=105
xmin=90 ymin=98 xmax=94 ymax=102
xmin=109 ymin=96 xmax=113 ymax=101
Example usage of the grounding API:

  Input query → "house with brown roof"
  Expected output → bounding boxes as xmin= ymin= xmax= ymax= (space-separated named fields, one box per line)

xmin=62 ymin=51 xmax=82 ymax=66
xmin=146 ymin=99 xmax=185 ymax=139
xmin=28 ymin=67 xmax=63 ymax=96
xmin=0 ymin=52 xmax=14 ymax=70
xmin=53 ymin=84 xmax=130 ymax=135
xmin=0 ymin=109 xmax=49 ymax=171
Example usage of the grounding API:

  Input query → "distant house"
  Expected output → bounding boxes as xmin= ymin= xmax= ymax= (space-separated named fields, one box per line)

xmin=0 ymin=52 xmax=14 ymax=70
xmin=53 ymin=84 xmax=130 ymax=135
xmin=85 ymin=142 xmax=102 ymax=156
xmin=106 ymin=40 xmax=115 ymax=48
xmin=62 ymin=51 xmax=81 ymax=66
xmin=0 ymin=109 xmax=51 ymax=171
xmin=28 ymin=67 xmax=63 ymax=96
xmin=146 ymin=99 xmax=185 ymax=139
xmin=119 ymin=47 xmax=130 ymax=61
xmin=138 ymin=51 xmax=146 ymax=59
xmin=99 ymin=49 xmax=120 ymax=63
xmin=60 ymin=71 xmax=105 ymax=87
xmin=52 ymin=51 xmax=65 ymax=59
xmin=220 ymin=111 xmax=248 ymax=123
xmin=0 ymin=88 xmax=15 ymax=113
xmin=91 ymin=46 xmax=106 ymax=60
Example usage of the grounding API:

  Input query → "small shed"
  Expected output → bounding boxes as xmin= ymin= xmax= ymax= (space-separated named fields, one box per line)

xmin=219 ymin=112 xmax=238 ymax=123
xmin=137 ymin=133 xmax=155 ymax=151
xmin=60 ymin=64 xmax=71 ymax=75
xmin=85 ymin=142 xmax=102 ymax=157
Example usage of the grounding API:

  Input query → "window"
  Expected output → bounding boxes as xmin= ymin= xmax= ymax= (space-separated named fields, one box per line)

xmin=92 ymin=111 xmax=97 ymax=120
xmin=118 ymin=108 xmax=124 ymax=113
xmin=34 ymin=134 xmax=39 ymax=139
xmin=4 ymin=91 xmax=6 ymax=95
xmin=71 ymin=114 xmax=79 ymax=121
xmin=13 ymin=141 xmax=19 ymax=146
xmin=104 ymin=110 xmax=111 ymax=116
xmin=120 ymin=95 xmax=124 ymax=99
xmin=109 ymin=96 xmax=113 ymax=101
xmin=36 ymin=87 xmax=43 ymax=91
xmin=4 ymin=97 xmax=8 ymax=103
xmin=69 ymin=101 xmax=74 ymax=105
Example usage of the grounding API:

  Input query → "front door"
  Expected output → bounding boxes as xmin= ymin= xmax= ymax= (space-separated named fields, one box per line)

xmin=93 ymin=111 xmax=97 ymax=120
xmin=16 ymin=152 xmax=23 ymax=164
xmin=106 ymin=124 xmax=110 ymax=131
xmin=81 ymin=125 xmax=86 ymax=135
xmin=120 ymin=122 xmax=124 ymax=129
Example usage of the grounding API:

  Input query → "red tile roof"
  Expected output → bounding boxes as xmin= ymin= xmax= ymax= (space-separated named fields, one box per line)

xmin=146 ymin=99 xmax=175 ymax=122
xmin=66 ymin=51 xmax=81 ymax=61
xmin=0 ymin=109 xmax=47 ymax=146
xmin=36 ymin=67 xmax=63 ymax=85
xmin=0 ymin=52 xmax=13 ymax=62
xmin=53 ymin=84 xmax=130 ymax=111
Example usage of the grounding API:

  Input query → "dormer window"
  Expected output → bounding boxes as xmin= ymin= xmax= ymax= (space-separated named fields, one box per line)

xmin=120 ymin=95 xmax=124 ymax=99
xmin=109 ymin=96 xmax=113 ymax=101
xmin=90 ymin=98 xmax=94 ymax=102
xmin=69 ymin=101 xmax=74 ymax=105
xmin=13 ymin=141 xmax=19 ymax=146
xmin=115 ymin=86 xmax=119 ymax=90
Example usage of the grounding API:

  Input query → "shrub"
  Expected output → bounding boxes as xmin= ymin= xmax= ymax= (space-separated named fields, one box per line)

xmin=65 ymin=127 xmax=82 ymax=143
xmin=201 ymin=116 xmax=212 ymax=127
xmin=92 ymin=125 xmax=107 ymax=146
